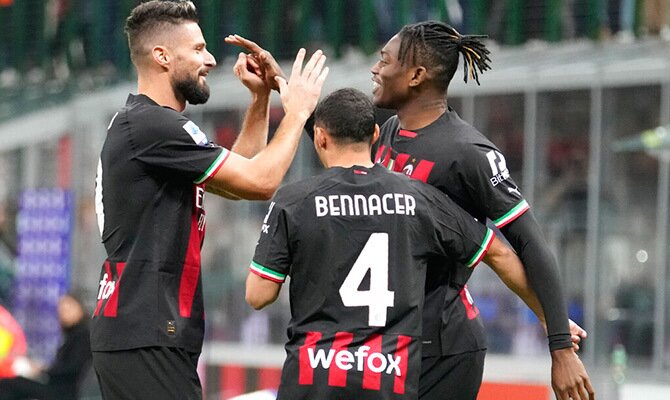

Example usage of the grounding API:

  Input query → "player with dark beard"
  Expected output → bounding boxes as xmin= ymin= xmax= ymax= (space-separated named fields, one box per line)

xmin=90 ymin=1 xmax=328 ymax=399
xmin=370 ymin=21 xmax=594 ymax=400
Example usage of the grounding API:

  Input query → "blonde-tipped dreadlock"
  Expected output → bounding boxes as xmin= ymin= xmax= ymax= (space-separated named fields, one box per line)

xmin=397 ymin=21 xmax=491 ymax=87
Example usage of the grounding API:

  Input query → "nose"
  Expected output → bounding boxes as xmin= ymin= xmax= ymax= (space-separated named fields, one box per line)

xmin=370 ymin=61 xmax=379 ymax=75
xmin=205 ymin=49 xmax=216 ymax=68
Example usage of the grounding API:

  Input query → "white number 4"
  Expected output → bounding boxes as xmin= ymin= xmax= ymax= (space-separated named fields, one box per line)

xmin=339 ymin=233 xmax=395 ymax=327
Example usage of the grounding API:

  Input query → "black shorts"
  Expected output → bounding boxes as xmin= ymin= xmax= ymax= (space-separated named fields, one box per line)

xmin=92 ymin=346 xmax=202 ymax=400
xmin=419 ymin=350 xmax=486 ymax=400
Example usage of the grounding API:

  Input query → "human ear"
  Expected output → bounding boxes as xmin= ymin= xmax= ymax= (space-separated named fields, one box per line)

xmin=409 ymin=66 xmax=427 ymax=87
xmin=152 ymin=46 xmax=170 ymax=69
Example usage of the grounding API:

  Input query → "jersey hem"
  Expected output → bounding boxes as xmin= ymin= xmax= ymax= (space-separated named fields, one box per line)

xmin=250 ymin=261 xmax=286 ymax=283
xmin=194 ymin=148 xmax=230 ymax=184
xmin=493 ymin=199 xmax=530 ymax=228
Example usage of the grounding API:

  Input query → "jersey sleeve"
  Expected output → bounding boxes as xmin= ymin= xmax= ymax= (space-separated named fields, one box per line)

xmin=250 ymin=191 xmax=292 ymax=283
xmin=419 ymin=183 xmax=496 ymax=268
xmin=130 ymin=111 xmax=230 ymax=184
xmin=455 ymin=141 xmax=529 ymax=228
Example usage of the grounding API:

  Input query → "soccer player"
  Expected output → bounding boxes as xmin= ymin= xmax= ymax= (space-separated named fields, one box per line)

xmin=245 ymin=88 xmax=535 ymax=400
xmin=370 ymin=21 xmax=595 ymax=400
xmin=91 ymin=1 xmax=328 ymax=399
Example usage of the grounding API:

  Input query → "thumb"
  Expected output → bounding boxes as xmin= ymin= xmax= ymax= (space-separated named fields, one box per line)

xmin=275 ymin=76 xmax=288 ymax=93
xmin=233 ymin=52 xmax=246 ymax=76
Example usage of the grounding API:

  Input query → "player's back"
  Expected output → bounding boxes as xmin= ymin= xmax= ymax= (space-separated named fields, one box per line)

xmin=253 ymin=164 xmax=492 ymax=399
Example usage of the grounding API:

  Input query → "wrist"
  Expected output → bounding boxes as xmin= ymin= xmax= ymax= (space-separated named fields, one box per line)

xmin=251 ymin=90 xmax=271 ymax=103
xmin=548 ymin=332 xmax=573 ymax=352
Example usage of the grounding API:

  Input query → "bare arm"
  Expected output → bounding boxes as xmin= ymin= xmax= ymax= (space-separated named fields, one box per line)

xmin=229 ymin=52 xmax=271 ymax=158
xmin=206 ymin=49 xmax=329 ymax=200
xmin=245 ymin=272 xmax=282 ymax=309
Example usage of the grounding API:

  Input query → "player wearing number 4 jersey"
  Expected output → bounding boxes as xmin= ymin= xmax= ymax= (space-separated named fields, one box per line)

xmin=371 ymin=21 xmax=594 ymax=400
xmin=246 ymin=89 xmax=530 ymax=400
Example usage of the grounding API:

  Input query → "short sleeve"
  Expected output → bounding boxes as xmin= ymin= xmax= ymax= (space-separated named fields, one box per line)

xmin=419 ymin=183 xmax=496 ymax=268
xmin=250 ymin=193 xmax=292 ymax=283
xmin=130 ymin=110 xmax=229 ymax=184
xmin=455 ymin=142 xmax=529 ymax=228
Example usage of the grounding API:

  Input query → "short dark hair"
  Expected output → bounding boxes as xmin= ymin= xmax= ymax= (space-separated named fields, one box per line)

xmin=397 ymin=21 xmax=491 ymax=89
xmin=125 ymin=0 xmax=199 ymax=64
xmin=313 ymin=88 xmax=375 ymax=145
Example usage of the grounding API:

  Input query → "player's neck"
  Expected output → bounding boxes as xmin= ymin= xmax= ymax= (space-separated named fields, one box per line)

xmin=396 ymin=96 xmax=447 ymax=131
xmin=137 ymin=74 xmax=187 ymax=112
xmin=323 ymin=150 xmax=374 ymax=169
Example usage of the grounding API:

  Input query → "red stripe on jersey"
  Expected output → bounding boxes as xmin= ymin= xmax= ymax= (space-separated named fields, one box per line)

xmin=459 ymin=285 xmax=480 ymax=320
xmin=393 ymin=153 xmax=410 ymax=173
xmin=393 ymin=335 xmax=411 ymax=394
xmin=328 ymin=331 xmax=354 ymax=387
xmin=410 ymin=160 xmax=435 ymax=183
xmin=398 ymin=129 xmax=417 ymax=138
xmin=374 ymin=145 xmax=387 ymax=164
xmin=353 ymin=169 xmax=368 ymax=175
xmin=92 ymin=261 xmax=110 ymax=316
xmin=362 ymin=334 xmax=383 ymax=391
xmin=179 ymin=187 xmax=205 ymax=318
xmin=103 ymin=262 xmax=125 ymax=317
xmin=299 ymin=331 xmax=322 ymax=385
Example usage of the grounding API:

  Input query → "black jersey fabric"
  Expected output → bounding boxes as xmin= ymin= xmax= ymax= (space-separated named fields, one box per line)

xmin=374 ymin=110 xmax=530 ymax=356
xmin=251 ymin=164 xmax=495 ymax=400
xmin=91 ymin=94 xmax=229 ymax=353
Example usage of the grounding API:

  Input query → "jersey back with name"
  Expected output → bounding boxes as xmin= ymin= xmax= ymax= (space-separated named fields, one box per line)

xmin=251 ymin=165 xmax=493 ymax=399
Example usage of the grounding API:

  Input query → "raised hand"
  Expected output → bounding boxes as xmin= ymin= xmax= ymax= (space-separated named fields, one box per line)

xmin=225 ymin=34 xmax=286 ymax=91
xmin=276 ymin=48 xmax=328 ymax=120
xmin=233 ymin=52 xmax=270 ymax=96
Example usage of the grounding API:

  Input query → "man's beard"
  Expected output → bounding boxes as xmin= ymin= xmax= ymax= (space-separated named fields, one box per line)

xmin=173 ymin=73 xmax=210 ymax=105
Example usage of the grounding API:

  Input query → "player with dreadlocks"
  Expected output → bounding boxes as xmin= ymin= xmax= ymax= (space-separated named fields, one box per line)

xmin=371 ymin=21 xmax=595 ymax=400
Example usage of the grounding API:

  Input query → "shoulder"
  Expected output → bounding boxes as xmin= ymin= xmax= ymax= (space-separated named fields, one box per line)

xmin=273 ymin=174 xmax=329 ymax=208
xmin=379 ymin=115 xmax=400 ymax=135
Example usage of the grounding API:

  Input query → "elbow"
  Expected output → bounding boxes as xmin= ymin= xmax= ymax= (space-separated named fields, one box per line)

xmin=245 ymin=292 xmax=269 ymax=310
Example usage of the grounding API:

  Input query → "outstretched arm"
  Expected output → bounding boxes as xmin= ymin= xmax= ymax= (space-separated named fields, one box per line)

xmin=205 ymin=49 xmax=329 ymax=200
xmin=499 ymin=211 xmax=595 ymax=400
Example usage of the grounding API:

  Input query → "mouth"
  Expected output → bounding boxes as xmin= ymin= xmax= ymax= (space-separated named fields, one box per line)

xmin=371 ymin=78 xmax=381 ymax=94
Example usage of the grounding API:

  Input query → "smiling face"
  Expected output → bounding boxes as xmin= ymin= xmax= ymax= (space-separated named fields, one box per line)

xmin=370 ymin=35 xmax=414 ymax=110
xmin=168 ymin=21 xmax=216 ymax=105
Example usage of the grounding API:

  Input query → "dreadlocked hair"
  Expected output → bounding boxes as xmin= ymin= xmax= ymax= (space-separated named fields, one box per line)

xmin=397 ymin=21 xmax=491 ymax=88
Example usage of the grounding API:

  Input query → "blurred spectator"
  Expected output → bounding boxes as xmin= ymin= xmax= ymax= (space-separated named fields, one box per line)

xmin=644 ymin=0 xmax=670 ymax=38
xmin=45 ymin=0 xmax=71 ymax=80
xmin=0 ymin=294 xmax=91 ymax=400
xmin=616 ymin=0 xmax=638 ymax=42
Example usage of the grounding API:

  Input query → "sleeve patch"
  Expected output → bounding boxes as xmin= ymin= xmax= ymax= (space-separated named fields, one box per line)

xmin=183 ymin=121 xmax=209 ymax=146
xmin=250 ymin=261 xmax=286 ymax=283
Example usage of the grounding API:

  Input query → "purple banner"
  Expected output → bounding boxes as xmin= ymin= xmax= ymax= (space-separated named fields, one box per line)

xmin=12 ymin=189 xmax=73 ymax=363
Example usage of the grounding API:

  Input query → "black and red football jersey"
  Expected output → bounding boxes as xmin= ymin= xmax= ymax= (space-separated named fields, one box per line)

xmin=251 ymin=165 xmax=495 ymax=399
xmin=92 ymin=94 xmax=229 ymax=353
xmin=373 ymin=110 xmax=530 ymax=356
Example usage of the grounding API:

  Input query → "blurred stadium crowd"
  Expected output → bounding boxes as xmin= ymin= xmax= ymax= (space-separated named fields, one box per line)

xmin=2 ymin=0 xmax=670 ymax=121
